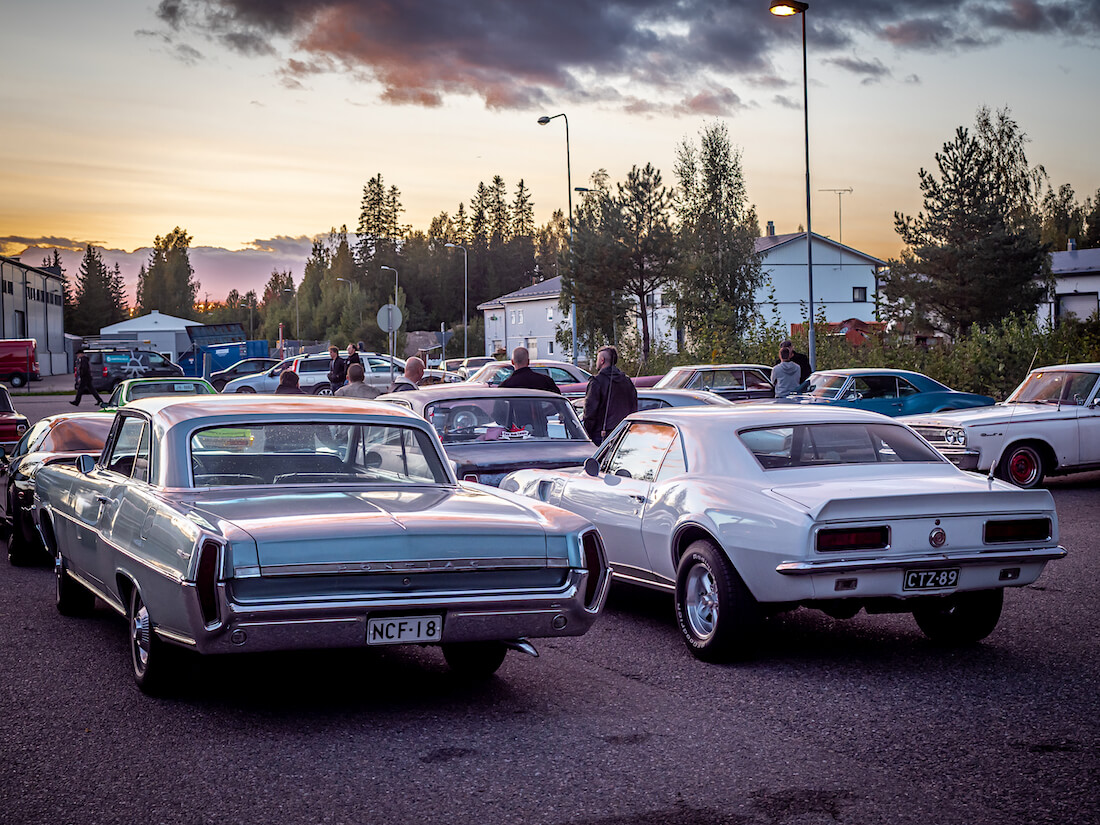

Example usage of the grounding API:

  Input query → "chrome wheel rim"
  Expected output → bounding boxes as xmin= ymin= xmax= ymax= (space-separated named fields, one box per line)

xmin=1008 ymin=448 xmax=1040 ymax=486
xmin=131 ymin=597 xmax=151 ymax=675
xmin=684 ymin=562 xmax=718 ymax=640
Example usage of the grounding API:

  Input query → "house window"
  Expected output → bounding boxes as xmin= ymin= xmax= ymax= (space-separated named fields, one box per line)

xmin=547 ymin=307 xmax=554 ymax=321
xmin=853 ymin=286 xmax=867 ymax=302
xmin=516 ymin=309 xmax=524 ymax=324
xmin=510 ymin=311 xmax=516 ymax=324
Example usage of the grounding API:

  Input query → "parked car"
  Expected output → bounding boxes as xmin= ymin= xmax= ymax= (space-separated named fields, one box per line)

xmin=559 ymin=373 xmax=663 ymax=402
xmin=208 ymin=357 xmax=281 ymax=391
xmin=0 ymin=385 xmax=29 ymax=451
xmin=0 ymin=338 xmax=41 ymax=387
xmin=789 ymin=368 xmax=995 ymax=416
xmin=378 ymin=385 xmax=593 ymax=486
xmin=501 ymin=405 xmax=1065 ymax=661
xmin=653 ymin=364 xmax=775 ymax=401
xmin=467 ymin=359 xmax=592 ymax=389
xmin=102 ymin=377 xmax=217 ymax=411
xmin=1 ymin=411 xmax=114 ymax=564
xmin=571 ymin=388 xmax=735 ymax=418
xmin=442 ymin=356 xmax=495 ymax=378
xmin=902 ymin=362 xmax=1100 ymax=488
xmin=82 ymin=347 xmax=184 ymax=393
xmin=34 ymin=395 xmax=609 ymax=693
xmin=223 ymin=354 xmax=330 ymax=394
xmin=419 ymin=368 xmax=465 ymax=386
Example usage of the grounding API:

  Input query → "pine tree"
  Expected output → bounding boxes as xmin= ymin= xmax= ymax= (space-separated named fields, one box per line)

xmin=138 ymin=227 xmax=198 ymax=317
xmin=882 ymin=109 xmax=1049 ymax=338
xmin=70 ymin=245 xmax=128 ymax=335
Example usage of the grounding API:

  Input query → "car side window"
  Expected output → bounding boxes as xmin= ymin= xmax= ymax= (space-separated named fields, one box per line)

xmin=655 ymin=432 xmax=686 ymax=481
xmin=897 ymin=378 xmax=919 ymax=397
xmin=105 ymin=416 xmax=149 ymax=479
xmin=744 ymin=370 xmax=772 ymax=390
xmin=603 ymin=423 xmax=677 ymax=482
xmin=146 ymin=352 xmax=168 ymax=367
xmin=547 ymin=367 xmax=574 ymax=384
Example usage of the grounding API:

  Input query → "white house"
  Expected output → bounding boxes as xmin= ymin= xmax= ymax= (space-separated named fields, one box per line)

xmin=99 ymin=310 xmax=201 ymax=361
xmin=480 ymin=227 xmax=886 ymax=357
xmin=1039 ymin=242 xmax=1100 ymax=325
xmin=478 ymin=276 xmax=573 ymax=360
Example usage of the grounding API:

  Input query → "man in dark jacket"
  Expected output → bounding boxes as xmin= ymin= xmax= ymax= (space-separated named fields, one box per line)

xmin=582 ymin=346 xmax=638 ymax=446
xmin=326 ymin=345 xmax=347 ymax=393
xmin=70 ymin=351 xmax=104 ymax=407
xmin=499 ymin=347 xmax=560 ymax=394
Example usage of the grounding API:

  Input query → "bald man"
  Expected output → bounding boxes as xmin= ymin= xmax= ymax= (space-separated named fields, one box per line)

xmin=389 ymin=356 xmax=424 ymax=392
xmin=498 ymin=347 xmax=560 ymax=394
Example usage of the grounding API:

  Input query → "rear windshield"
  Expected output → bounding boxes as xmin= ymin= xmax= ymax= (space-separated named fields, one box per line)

xmin=424 ymin=396 xmax=587 ymax=444
xmin=189 ymin=422 xmax=449 ymax=487
xmin=740 ymin=422 xmax=943 ymax=469
xmin=130 ymin=381 xmax=213 ymax=399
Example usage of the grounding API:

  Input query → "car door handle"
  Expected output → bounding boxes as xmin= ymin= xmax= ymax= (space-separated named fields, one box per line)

xmin=96 ymin=495 xmax=111 ymax=504
xmin=629 ymin=494 xmax=646 ymax=503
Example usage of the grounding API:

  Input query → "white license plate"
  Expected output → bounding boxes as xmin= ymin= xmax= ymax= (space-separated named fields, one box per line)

xmin=903 ymin=568 xmax=960 ymax=591
xmin=366 ymin=615 xmax=442 ymax=645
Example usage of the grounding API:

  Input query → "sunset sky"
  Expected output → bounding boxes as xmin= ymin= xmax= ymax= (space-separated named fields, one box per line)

xmin=2 ymin=0 xmax=1098 ymax=304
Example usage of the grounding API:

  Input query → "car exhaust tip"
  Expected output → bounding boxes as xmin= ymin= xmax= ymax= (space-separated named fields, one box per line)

xmin=503 ymin=639 xmax=538 ymax=657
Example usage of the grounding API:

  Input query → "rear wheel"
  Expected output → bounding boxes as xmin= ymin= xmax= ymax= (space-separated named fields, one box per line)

xmin=674 ymin=539 xmax=761 ymax=661
xmin=235 ymin=386 xmax=256 ymax=394
xmin=129 ymin=587 xmax=179 ymax=694
xmin=55 ymin=553 xmax=96 ymax=616
xmin=442 ymin=641 xmax=508 ymax=679
xmin=995 ymin=443 xmax=1046 ymax=488
xmin=913 ymin=589 xmax=1004 ymax=645
xmin=314 ymin=384 xmax=333 ymax=396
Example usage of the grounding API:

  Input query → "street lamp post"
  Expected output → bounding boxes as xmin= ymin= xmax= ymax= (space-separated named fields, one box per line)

xmin=444 ymin=243 xmax=468 ymax=360
xmin=538 ymin=112 xmax=579 ymax=365
xmin=770 ymin=0 xmax=816 ymax=370
xmin=283 ymin=287 xmax=299 ymax=343
xmin=380 ymin=265 xmax=399 ymax=383
xmin=239 ymin=301 xmax=253 ymax=339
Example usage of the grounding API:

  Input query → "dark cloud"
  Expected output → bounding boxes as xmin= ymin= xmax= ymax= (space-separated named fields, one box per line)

xmin=151 ymin=1 xmax=1100 ymax=113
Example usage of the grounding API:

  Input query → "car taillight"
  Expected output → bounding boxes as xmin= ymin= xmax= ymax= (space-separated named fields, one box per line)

xmin=195 ymin=540 xmax=221 ymax=626
xmin=581 ymin=530 xmax=608 ymax=610
xmin=984 ymin=518 xmax=1051 ymax=544
xmin=102 ymin=367 xmax=109 ymax=377
xmin=816 ymin=526 xmax=890 ymax=552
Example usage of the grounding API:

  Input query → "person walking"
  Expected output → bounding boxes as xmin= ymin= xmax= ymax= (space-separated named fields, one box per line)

xmin=335 ymin=363 xmax=381 ymax=399
xmin=582 ymin=346 xmax=638 ymax=446
xmin=326 ymin=345 xmax=347 ymax=393
xmin=771 ymin=345 xmax=803 ymax=397
xmin=70 ymin=351 xmax=104 ymax=407
xmin=499 ymin=347 xmax=560 ymax=394
xmin=778 ymin=338 xmax=812 ymax=383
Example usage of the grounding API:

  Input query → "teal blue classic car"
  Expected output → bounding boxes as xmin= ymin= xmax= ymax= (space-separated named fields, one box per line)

xmin=33 ymin=395 xmax=609 ymax=694
xmin=787 ymin=369 xmax=995 ymax=416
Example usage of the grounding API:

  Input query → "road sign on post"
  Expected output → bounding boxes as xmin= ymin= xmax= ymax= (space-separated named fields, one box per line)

xmin=377 ymin=304 xmax=404 ymax=383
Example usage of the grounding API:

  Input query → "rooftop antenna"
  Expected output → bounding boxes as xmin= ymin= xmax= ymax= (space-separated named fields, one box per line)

xmin=819 ymin=187 xmax=852 ymax=245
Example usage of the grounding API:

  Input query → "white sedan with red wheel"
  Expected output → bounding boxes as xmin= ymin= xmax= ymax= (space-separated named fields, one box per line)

xmin=501 ymin=405 xmax=1066 ymax=661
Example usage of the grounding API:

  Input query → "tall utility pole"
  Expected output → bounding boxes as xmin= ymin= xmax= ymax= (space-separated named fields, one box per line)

xmin=819 ymin=187 xmax=852 ymax=245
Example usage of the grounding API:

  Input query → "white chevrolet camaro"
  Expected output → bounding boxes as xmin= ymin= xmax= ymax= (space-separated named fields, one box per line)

xmin=501 ymin=405 xmax=1066 ymax=661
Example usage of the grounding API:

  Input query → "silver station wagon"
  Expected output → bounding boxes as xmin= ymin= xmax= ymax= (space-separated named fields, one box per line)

xmin=34 ymin=395 xmax=609 ymax=693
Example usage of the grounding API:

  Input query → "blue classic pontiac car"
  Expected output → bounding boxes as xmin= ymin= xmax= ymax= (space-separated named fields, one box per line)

xmin=34 ymin=395 xmax=609 ymax=694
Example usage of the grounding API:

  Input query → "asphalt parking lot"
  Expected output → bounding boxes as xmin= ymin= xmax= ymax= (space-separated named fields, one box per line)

xmin=1 ymin=382 xmax=1096 ymax=825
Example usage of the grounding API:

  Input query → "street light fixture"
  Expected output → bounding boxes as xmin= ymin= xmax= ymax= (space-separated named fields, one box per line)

xmin=444 ymin=243 xmax=468 ymax=360
xmin=238 ymin=301 xmax=253 ymax=339
xmin=538 ymin=112 xmax=579 ymax=365
xmin=380 ymin=265 xmax=399 ymax=383
xmin=770 ymin=0 xmax=816 ymax=370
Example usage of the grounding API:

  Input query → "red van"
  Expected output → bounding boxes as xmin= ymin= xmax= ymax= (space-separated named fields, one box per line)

xmin=0 ymin=339 xmax=40 ymax=388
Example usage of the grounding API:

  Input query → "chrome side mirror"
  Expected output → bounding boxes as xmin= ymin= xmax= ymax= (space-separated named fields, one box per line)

xmin=76 ymin=454 xmax=96 ymax=474
xmin=583 ymin=457 xmax=600 ymax=477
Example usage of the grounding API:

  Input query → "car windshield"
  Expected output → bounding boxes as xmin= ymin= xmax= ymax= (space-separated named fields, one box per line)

xmin=43 ymin=418 xmax=114 ymax=452
xmin=0 ymin=389 xmax=13 ymax=413
xmin=800 ymin=373 xmax=848 ymax=399
xmin=424 ymin=396 xmax=587 ymax=443
xmin=129 ymin=381 xmax=213 ymax=400
xmin=1008 ymin=370 xmax=1099 ymax=405
xmin=654 ymin=369 xmax=693 ymax=390
xmin=740 ymin=422 xmax=943 ymax=469
xmin=189 ymin=422 xmax=449 ymax=487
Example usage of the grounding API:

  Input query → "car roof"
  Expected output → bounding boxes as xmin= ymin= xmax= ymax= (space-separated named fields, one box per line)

xmin=809 ymin=368 xmax=930 ymax=378
xmin=1031 ymin=362 xmax=1100 ymax=371
xmin=125 ymin=393 xmax=427 ymax=428
xmin=626 ymin=403 xmax=911 ymax=429
xmin=666 ymin=363 xmax=772 ymax=372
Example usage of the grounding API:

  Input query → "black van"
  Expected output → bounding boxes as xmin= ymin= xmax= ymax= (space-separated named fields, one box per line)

xmin=83 ymin=348 xmax=184 ymax=392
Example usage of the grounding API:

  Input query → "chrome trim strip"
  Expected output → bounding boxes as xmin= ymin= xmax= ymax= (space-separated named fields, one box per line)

xmin=776 ymin=545 xmax=1067 ymax=575
xmin=154 ymin=626 xmax=197 ymax=647
xmin=608 ymin=566 xmax=675 ymax=592
xmin=261 ymin=556 xmax=561 ymax=575
xmin=68 ymin=569 xmax=125 ymax=615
